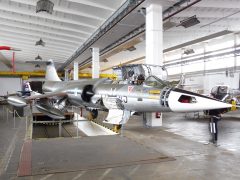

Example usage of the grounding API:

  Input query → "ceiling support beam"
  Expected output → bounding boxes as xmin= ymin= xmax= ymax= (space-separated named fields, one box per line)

xmin=0 ymin=20 xmax=86 ymax=41
xmin=0 ymin=3 xmax=97 ymax=29
xmin=0 ymin=28 xmax=79 ymax=46
xmin=0 ymin=11 xmax=91 ymax=35
xmin=10 ymin=0 xmax=106 ymax=21
xmin=67 ymin=0 xmax=116 ymax=11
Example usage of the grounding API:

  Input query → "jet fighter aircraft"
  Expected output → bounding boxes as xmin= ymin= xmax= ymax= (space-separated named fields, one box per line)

xmin=7 ymin=60 xmax=234 ymax=125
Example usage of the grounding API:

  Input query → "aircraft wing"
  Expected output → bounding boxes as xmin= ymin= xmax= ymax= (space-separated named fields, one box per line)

xmin=26 ymin=91 xmax=67 ymax=100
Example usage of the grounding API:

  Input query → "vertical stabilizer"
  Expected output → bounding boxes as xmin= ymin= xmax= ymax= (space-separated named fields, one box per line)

xmin=25 ymin=59 xmax=61 ymax=81
xmin=45 ymin=59 xmax=61 ymax=81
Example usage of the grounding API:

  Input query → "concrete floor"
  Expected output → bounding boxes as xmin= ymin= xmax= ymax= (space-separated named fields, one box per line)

xmin=0 ymin=106 xmax=240 ymax=179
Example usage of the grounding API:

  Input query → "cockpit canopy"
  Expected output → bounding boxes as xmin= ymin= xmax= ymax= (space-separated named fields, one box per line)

xmin=112 ymin=64 xmax=168 ymax=85
xmin=143 ymin=75 xmax=167 ymax=88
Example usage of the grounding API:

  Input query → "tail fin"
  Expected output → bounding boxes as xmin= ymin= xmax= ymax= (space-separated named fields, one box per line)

xmin=45 ymin=60 xmax=61 ymax=81
xmin=26 ymin=59 xmax=61 ymax=81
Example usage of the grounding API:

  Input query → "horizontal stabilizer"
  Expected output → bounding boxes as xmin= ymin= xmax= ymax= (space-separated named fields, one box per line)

xmin=36 ymin=103 xmax=65 ymax=119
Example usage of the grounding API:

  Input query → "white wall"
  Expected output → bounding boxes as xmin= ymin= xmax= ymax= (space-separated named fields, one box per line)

xmin=183 ymin=72 xmax=239 ymax=94
xmin=0 ymin=77 xmax=21 ymax=95
xmin=203 ymin=73 xmax=239 ymax=94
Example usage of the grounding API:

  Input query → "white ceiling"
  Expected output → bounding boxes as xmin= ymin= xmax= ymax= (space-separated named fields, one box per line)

xmin=164 ymin=0 xmax=240 ymax=48
xmin=1 ymin=0 xmax=240 ymax=72
xmin=0 ymin=0 xmax=125 ymax=70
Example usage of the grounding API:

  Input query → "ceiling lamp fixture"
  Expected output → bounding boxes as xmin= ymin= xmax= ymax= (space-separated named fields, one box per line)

xmin=35 ymin=64 xmax=41 ymax=68
xmin=35 ymin=38 xmax=46 ymax=46
xmin=36 ymin=0 xmax=54 ymax=14
xmin=35 ymin=54 xmax=42 ymax=60
xmin=126 ymin=46 xmax=136 ymax=52
xmin=178 ymin=15 xmax=200 ymax=28
xmin=138 ymin=7 xmax=146 ymax=17
xmin=101 ymin=59 xmax=108 ymax=63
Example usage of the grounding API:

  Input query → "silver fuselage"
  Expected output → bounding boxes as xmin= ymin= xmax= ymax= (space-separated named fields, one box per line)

xmin=43 ymin=79 xmax=169 ymax=112
xmin=42 ymin=79 xmax=233 ymax=113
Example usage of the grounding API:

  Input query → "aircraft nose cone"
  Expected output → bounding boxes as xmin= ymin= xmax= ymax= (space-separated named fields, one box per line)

xmin=168 ymin=88 xmax=232 ymax=112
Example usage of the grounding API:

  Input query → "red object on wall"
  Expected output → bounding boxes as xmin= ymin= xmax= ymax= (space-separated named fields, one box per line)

xmin=0 ymin=46 xmax=11 ymax=50
xmin=0 ymin=46 xmax=21 ymax=51
xmin=155 ymin=112 xmax=161 ymax=118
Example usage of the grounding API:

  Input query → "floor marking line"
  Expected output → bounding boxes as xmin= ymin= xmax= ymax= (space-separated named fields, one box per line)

xmin=40 ymin=174 xmax=54 ymax=180
xmin=129 ymin=164 xmax=140 ymax=176
xmin=72 ymin=171 xmax=86 ymax=180
xmin=0 ymin=122 xmax=20 ymax=175
xmin=98 ymin=168 xmax=112 ymax=180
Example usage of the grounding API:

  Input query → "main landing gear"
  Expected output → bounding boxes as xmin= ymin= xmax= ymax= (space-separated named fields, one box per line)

xmin=87 ymin=109 xmax=98 ymax=120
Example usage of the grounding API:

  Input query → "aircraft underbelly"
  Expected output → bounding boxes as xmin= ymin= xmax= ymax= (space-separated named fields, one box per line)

xmin=102 ymin=95 xmax=168 ymax=112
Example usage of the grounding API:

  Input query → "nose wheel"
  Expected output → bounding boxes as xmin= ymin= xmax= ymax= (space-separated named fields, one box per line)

xmin=112 ymin=124 xmax=122 ymax=133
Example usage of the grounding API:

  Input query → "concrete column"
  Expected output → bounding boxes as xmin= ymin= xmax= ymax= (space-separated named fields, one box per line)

xmin=73 ymin=61 xmax=78 ymax=80
xmin=145 ymin=3 xmax=163 ymax=127
xmin=234 ymin=33 xmax=237 ymax=71
xmin=145 ymin=3 xmax=163 ymax=66
xmin=64 ymin=69 xmax=69 ymax=81
xmin=146 ymin=112 xmax=162 ymax=127
xmin=91 ymin=47 xmax=100 ymax=79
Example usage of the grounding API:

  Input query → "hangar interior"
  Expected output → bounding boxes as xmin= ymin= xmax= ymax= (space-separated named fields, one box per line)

xmin=1 ymin=0 xmax=240 ymax=179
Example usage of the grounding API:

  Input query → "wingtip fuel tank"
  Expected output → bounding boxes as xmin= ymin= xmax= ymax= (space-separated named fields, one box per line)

xmin=7 ymin=96 xmax=27 ymax=107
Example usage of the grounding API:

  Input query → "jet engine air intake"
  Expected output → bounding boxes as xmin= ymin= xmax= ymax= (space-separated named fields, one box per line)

xmin=160 ymin=87 xmax=172 ymax=107
xmin=81 ymin=85 xmax=95 ymax=102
